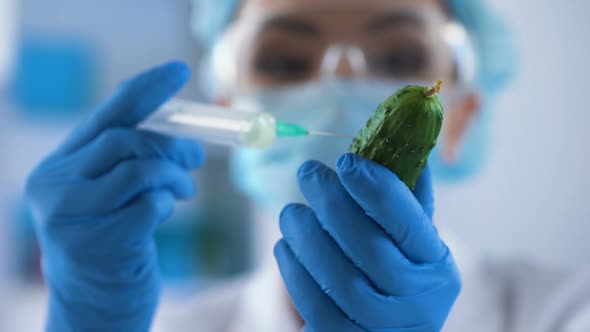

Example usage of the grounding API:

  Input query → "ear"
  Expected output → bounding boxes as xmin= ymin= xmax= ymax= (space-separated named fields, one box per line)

xmin=441 ymin=91 xmax=481 ymax=164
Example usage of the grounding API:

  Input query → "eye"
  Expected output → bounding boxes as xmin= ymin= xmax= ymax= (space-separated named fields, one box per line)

xmin=253 ymin=53 xmax=313 ymax=80
xmin=368 ymin=47 xmax=429 ymax=78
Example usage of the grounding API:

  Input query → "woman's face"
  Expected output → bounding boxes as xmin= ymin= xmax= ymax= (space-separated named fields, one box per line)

xmin=220 ymin=0 xmax=479 ymax=163
xmin=228 ymin=0 xmax=455 ymax=91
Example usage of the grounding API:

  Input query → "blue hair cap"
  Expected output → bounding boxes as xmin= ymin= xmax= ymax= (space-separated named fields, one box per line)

xmin=191 ymin=0 xmax=516 ymax=94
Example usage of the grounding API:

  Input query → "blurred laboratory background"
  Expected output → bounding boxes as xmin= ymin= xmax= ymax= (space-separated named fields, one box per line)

xmin=0 ymin=0 xmax=588 ymax=330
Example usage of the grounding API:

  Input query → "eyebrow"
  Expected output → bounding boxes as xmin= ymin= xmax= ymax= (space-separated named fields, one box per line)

xmin=259 ymin=16 xmax=321 ymax=38
xmin=366 ymin=11 xmax=426 ymax=33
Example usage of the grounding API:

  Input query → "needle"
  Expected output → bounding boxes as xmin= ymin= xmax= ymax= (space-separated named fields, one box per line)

xmin=307 ymin=130 xmax=355 ymax=139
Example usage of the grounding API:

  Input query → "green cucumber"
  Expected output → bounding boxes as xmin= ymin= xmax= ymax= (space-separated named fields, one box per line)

xmin=349 ymin=81 xmax=444 ymax=190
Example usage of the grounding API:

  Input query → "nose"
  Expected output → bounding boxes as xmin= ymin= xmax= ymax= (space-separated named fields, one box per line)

xmin=335 ymin=53 xmax=355 ymax=78
xmin=321 ymin=45 xmax=367 ymax=78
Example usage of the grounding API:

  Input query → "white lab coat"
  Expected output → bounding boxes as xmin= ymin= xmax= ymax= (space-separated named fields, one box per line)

xmin=153 ymin=229 xmax=590 ymax=332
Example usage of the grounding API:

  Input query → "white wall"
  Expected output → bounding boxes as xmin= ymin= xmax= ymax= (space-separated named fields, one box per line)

xmin=19 ymin=0 xmax=202 ymax=99
xmin=437 ymin=0 xmax=590 ymax=266
xmin=0 ymin=0 xmax=17 ymax=84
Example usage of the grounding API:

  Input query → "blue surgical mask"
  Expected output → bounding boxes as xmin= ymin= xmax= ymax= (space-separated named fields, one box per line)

xmin=229 ymin=79 xmax=409 ymax=211
xmin=229 ymin=79 xmax=481 ymax=210
xmin=429 ymin=97 xmax=492 ymax=182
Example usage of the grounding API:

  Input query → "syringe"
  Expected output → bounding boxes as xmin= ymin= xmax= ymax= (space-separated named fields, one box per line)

xmin=139 ymin=99 xmax=349 ymax=149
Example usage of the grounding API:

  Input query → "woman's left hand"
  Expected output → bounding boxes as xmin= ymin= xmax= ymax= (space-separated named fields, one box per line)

xmin=275 ymin=153 xmax=462 ymax=332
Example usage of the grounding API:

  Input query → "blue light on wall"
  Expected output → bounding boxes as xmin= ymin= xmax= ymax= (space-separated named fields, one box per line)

xmin=11 ymin=35 xmax=98 ymax=117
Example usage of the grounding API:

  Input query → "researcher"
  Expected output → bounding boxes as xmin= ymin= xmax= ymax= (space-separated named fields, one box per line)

xmin=24 ymin=0 xmax=590 ymax=331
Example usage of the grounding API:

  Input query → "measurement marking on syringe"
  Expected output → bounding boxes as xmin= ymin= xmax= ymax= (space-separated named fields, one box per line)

xmin=169 ymin=113 xmax=244 ymax=132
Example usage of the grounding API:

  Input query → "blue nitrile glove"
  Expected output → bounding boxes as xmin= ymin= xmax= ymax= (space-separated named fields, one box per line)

xmin=275 ymin=153 xmax=461 ymax=332
xmin=25 ymin=62 xmax=205 ymax=332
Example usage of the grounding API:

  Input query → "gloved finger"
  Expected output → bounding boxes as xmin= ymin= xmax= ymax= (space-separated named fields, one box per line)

xmin=280 ymin=203 xmax=394 ymax=328
xmin=274 ymin=240 xmax=364 ymax=332
xmin=413 ymin=163 xmax=434 ymax=219
xmin=54 ymin=191 xmax=175 ymax=265
xmin=49 ymin=159 xmax=193 ymax=216
xmin=54 ymin=61 xmax=191 ymax=157
xmin=72 ymin=128 xmax=205 ymax=178
xmin=92 ymin=159 xmax=195 ymax=211
xmin=101 ymin=190 xmax=176 ymax=247
xmin=337 ymin=153 xmax=446 ymax=264
xmin=297 ymin=160 xmax=409 ymax=295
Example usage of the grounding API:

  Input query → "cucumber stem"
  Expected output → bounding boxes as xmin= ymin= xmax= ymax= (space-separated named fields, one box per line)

xmin=424 ymin=80 xmax=443 ymax=97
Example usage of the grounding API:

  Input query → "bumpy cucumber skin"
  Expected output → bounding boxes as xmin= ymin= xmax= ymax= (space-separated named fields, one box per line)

xmin=349 ymin=85 xmax=443 ymax=190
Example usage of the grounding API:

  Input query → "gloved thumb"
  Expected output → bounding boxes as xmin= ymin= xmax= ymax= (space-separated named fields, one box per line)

xmin=413 ymin=162 xmax=435 ymax=219
xmin=55 ymin=61 xmax=191 ymax=156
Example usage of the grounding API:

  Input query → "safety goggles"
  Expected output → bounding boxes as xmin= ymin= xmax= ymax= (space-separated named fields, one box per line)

xmin=210 ymin=6 xmax=476 ymax=94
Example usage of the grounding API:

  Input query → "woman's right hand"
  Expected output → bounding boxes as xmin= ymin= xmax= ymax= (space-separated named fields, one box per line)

xmin=25 ymin=62 xmax=205 ymax=332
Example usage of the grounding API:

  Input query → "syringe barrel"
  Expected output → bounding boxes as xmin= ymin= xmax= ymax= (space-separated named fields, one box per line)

xmin=139 ymin=99 xmax=277 ymax=149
